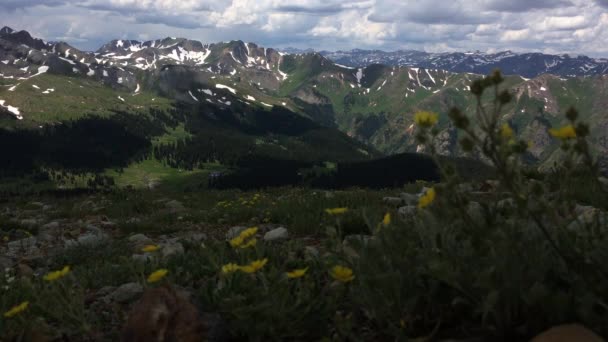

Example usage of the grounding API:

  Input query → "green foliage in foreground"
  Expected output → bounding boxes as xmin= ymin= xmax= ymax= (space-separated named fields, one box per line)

xmin=1 ymin=71 xmax=607 ymax=341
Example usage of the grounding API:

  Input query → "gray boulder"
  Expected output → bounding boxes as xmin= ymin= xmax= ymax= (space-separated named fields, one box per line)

xmin=264 ymin=227 xmax=289 ymax=241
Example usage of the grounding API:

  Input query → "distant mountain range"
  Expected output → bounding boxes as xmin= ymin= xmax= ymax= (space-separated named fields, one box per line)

xmin=1 ymin=25 xmax=608 ymax=178
xmin=314 ymin=49 xmax=608 ymax=79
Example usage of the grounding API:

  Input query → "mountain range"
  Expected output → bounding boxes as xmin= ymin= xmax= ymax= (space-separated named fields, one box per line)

xmin=318 ymin=49 xmax=608 ymax=79
xmin=1 ymin=25 xmax=608 ymax=184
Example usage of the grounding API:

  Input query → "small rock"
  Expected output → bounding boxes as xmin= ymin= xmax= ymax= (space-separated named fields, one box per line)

xmin=128 ymin=234 xmax=153 ymax=246
xmin=17 ymin=263 xmax=34 ymax=277
xmin=263 ymin=227 xmax=289 ymax=241
xmin=304 ymin=246 xmax=319 ymax=258
xmin=531 ymin=324 xmax=603 ymax=342
xmin=383 ymin=197 xmax=403 ymax=206
xmin=165 ymin=200 xmax=185 ymax=212
xmin=398 ymin=205 xmax=417 ymax=220
xmin=497 ymin=198 xmax=515 ymax=211
xmin=19 ymin=219 xmax=39 ymax=227
xmin=132 ymin=254 xmax=154 ymax=263
xmin=7 ymin=237 xmax=37 ymax=250
xmin=574 ymin=204 xmax=595 ymax=216
xmin=466 ymin=201 xmax=485 ymax=224
xmin=182 ymin=232 xmax=207 ymax=243
xmin=41 ymin=221 xmax=60 ymax=230
xmin=225 ymin=226 xmax=247 ymax=240
xmin=399 ymin=192 xmax=419 ymax=206
xmin=162 ymin=242 xmax=185 ymax=258
xmin=0 ymin=256 xmax=13 ymax=270
xmin=109 ymin=282 xmax=144 ymax=304
xmin=127 ymin=218 xmax=142 ymax=224
xmin=65 ymin=231 xmax=108 ymax=248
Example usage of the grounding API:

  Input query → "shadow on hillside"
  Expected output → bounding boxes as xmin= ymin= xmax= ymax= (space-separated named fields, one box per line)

xmin=0 ymin=113 xmax=154 ymax=176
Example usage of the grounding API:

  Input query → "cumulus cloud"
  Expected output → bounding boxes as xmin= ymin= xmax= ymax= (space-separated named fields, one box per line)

xmin=483 ymin=0 xmax=574 ymax=12
xmin=0 ymin=0 xmax=66 ymax=11
xmin=0 ymin=0 xmax=606 ymax=57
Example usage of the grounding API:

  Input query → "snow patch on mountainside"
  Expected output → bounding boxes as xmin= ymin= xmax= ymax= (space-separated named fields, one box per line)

xmin=216 ymin=84 xmax=236 ymax=94
xmin=188 ymin=91 xmax=199 ymax=102
xmin=0 ymin=99 xmax=22 ymax=120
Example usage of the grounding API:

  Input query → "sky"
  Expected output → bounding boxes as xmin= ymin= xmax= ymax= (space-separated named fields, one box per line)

xmin=1 ymin=0 xmax=608 ymax=57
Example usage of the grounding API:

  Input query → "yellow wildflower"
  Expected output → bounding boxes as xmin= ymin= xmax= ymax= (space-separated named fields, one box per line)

xmin=43 ymin=265 xmax=70 ymax=282
xmin=500 ymin=123 xmax=514 ymax=139
xmin=3 ymin=301 xmax=29 ymax=318
xmin=414 ymin=111 xmax=439 ymax=128
xmin=221 ymin=263 xmax=241 ymax=274
xmin=147 ymin=269 xmax=168 ymax=283
xmin=239 ymin=258 xmax=268 ymax=274
xmin=286 ymin=267 xmax=308 ymax=279
xmin=325 ymin=208 xmax=348 ymax=215
xmin=239 ymin=238 xmax=257 ymax=249
xmin=229 ymin=227 xmax=258 ymax=248
xmin=549 ymin=125 xmax=577 ymax=140
xmin=141 ymin=244 xmax=160 ymax=253
xmin=329 ymin=265 xmax=355 ymax=283
xmin=382 ymin=212 xmax=391 ymax=226
xmin=418 ymin=188 xmax=436 ymax=209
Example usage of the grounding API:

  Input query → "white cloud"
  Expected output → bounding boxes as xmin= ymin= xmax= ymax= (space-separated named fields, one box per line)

xmin=0 ymin=0 xmax=606 ymax=57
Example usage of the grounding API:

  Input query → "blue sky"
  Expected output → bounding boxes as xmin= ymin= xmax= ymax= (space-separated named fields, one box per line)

xmin=1 ymin=0 xmax=607 ymax=57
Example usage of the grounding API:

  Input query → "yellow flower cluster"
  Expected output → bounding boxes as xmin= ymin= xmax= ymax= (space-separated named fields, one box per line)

xmin=418 ymin=188 xmax=436 ymax=209
xmin=549 ymin=125 xmax=577 ymax=140
xmin=325 ymin=207 xmax=348 ymax=215
xmin=382 ymin=212 xmax=391 ymax=226
xmin=500 ymin=123 xmax=514 ymax=139
xmin=221 ymin=258 xmax=268 ymax=274
xmin=414 ymin=111 xmax=439 ymax=128
xmin=141 ymin=244 xmax=160 ymax=253
xmin=329 ymin=265 xmax=355 ymax=283
xmin=217 ymin=194 xmax=265 ymax=209
xmin=3 ymin=301 xmax=29 ymax=318
xmin=43 ymin=266 xmax=70 ymax=282
xmin=229 ymin=227 xmax=258 ymax=249
xmin=147 ymin=269 xmax=168 ymax=283
xmin=286 ymin=267 xmax=308 ymax=279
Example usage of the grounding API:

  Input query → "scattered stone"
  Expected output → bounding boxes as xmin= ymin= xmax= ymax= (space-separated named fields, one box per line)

xmin=132 ymin=254 xmax=154 ymax=263
xmin=162 ymin=242 xmax=185 ymax=258
xmin=65 ymin=231 xmax=108 ymax=248
xmin=109 ymin=282 xmax=144 ymax=304
xmin=122 ymin=285 xmax=206 ymax=342
xmin=568 ymin=207 xmax=607 ymax=230
xmin=17 ymin=263 xmax=34 ymax=277
xmin=383 ymin=197 xmax=403 ymax=206
xmin=127 ymin=218 xmax=142 ymax=224
xmin=399 ymin=193 xmax=419 ymax=206
xmin=7 ymin=237 xmax=37 ymax=257
xmin=530 ymin=324 xmax=603 ymax=342
xmin=456 ymin=183 xmax=475 ymax=193
xmin=186 ymin=233 xmax=207 ymax=243
xmin=41 ymin=221 xmax=60 ymax=230
xmin=466 ymin=201 xmax=485 ymax=224
xmin=304 ymin=246 xmax=320 ymax=258
xmin=0 ymin=256 xmax=12 ymax=270
xmin=19 ymin=218 xmax=40 ymax=227
xmin=497 ymin=198 xmax=515 ymax=211
xmin=398 ymin=205 xmax=417 ymax=220
xmin=128 ymin=234 xmax=153 ymax=246
xmin=225 ymin=226 xmax=247 ymax=240
xmin=263 ymin=227 xmax=289 ymax=241
xmin=165 ymin=200 xmax=185 ymax=212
